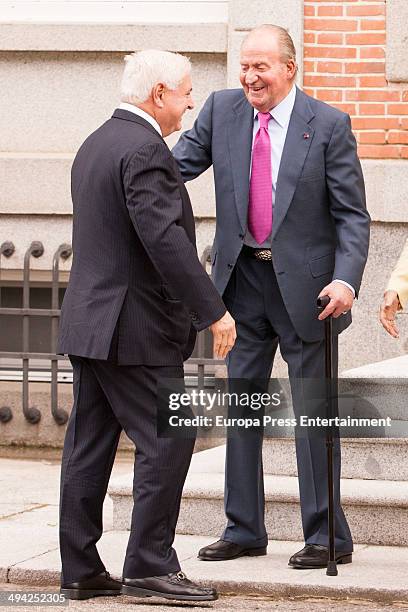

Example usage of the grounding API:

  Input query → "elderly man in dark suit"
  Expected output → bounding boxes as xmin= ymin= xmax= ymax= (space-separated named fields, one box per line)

xmin=57 ymin=49 xmax=235 ymax=602
xmin=173 ymin=24 xmax=370 ymax=569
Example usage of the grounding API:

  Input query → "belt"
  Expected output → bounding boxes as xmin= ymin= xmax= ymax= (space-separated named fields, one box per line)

xmin=241 ymin=244 xmax=272 ymax=261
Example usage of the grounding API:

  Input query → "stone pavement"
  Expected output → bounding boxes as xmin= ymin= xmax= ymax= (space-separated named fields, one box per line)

xmin=0 ymin=586 xmax=405 ymax=612
xmin=1 ymin=457 xmax=408 ymax=607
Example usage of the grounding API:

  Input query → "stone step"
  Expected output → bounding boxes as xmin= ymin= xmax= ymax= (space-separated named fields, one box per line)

xmin=108 ymin=444 xmax=408 ymax=546
xmin=6 ymin=533 xmax=408 ymax=604
xmin=339 ymin=355 xmax=408 ymax=422
xmin=342 ymin=354 xmax=408 ymax=379
xmin=264 ymin=437 xmax=408 ymax=481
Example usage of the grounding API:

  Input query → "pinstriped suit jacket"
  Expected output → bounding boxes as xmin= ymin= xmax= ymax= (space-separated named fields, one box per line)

xmin=57 ymin=109 xmax=226 ymax=365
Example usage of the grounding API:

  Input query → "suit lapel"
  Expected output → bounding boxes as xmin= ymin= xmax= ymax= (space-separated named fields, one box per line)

xmin=272 ymin=88 xmax=315 ymax=239
xmin=227 ymin=96 xmax=254 ymax=231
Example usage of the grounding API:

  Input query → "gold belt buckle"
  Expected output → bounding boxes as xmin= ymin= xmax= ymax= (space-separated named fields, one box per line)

xmin=254 ymin=249 xmax=272 ymax=261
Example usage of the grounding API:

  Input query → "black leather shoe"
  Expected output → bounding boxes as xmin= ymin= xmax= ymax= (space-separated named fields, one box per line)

xmin=60 ymin=571 xmax=122 ymax=600
xmin=122 ymin=571 xmax=217 ymax=601
xmin=289 ymin=544 xmax=353 ymax=569
xmin=198 ymin=539 xmax=267 ymax=561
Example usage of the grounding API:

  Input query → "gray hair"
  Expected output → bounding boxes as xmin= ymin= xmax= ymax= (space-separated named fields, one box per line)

xmin=120 ymin=49 xmax=191 ymax=104
xmin=243 ymin=24 xmax=298 ymax=74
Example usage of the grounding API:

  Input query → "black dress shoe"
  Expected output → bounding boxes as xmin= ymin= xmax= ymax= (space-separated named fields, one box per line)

xmin=122 ymin=571 xmax=217 ymax=601
xmin=289 ymin=544 xmax=353 ymax=569
xmin=60 ymin=571 xmax=122 ymax=600
xmin=198 ymin=539 xmax=267 ymax=561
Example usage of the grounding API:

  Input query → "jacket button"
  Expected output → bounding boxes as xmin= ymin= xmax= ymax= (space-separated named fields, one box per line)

xmin=239 ymin=233 xmax=244 ymax=239
xmin=227 ymin=263 xmax=233 ymax=269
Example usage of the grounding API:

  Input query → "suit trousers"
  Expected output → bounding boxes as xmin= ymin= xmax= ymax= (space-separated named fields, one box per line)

xmin=221 ymin=251 xmax=353 ymax=552
xmin=59 ymin=356 xmax=195 ymax=584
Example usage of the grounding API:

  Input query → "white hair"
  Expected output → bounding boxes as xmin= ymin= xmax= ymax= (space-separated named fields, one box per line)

xmin=120 ymin=49 xmax=191 ymax=104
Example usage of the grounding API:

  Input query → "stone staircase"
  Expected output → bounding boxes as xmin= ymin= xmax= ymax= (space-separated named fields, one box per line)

xmin=108 ymin=355 xmax=408 ymax=547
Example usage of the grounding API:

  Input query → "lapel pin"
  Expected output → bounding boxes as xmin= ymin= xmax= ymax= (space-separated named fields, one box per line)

xmin=303 ymin=132 xmax=310 ymax=139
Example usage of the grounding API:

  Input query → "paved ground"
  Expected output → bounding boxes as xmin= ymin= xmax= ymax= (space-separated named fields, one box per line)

xmin=1 ymin=585 xmax=408 ymax=612
xmin=1 ymin=457 xmax=408 ymax=608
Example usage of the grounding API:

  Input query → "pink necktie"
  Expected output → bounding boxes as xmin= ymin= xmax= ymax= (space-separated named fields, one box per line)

xmin=248 ymin=112 xmax=272 ymax=245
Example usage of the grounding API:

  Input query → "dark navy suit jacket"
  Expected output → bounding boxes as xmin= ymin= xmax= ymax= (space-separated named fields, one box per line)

xmin=173 ymin=87 xmax=370 ymax=342
xmin=57 ymin=109 xmax=226 ymax=364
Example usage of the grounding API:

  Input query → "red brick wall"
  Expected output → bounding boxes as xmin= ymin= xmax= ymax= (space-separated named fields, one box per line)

xmin=303 ymin=0 xmax=408 ymax=159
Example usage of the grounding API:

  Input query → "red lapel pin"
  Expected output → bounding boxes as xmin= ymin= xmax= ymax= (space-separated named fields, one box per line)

xmin=303 ymin=132 xmax=310 ymax=139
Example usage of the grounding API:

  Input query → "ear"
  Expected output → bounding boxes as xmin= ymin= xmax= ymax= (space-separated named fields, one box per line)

xmin=287 ymin=60 xmax=297 ymax=80
xmin=152 ymin=83 xmax=166 ymax=108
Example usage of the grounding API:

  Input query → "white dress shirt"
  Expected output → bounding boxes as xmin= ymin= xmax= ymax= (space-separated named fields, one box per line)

xmin=119 ymin=102 xmax=162 ymax=136
xmin=243 ymin=86 xmax=355 ymax=296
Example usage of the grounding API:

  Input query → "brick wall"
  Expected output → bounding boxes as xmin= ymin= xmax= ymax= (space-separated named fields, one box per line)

xmin=303 ymin=0 xmax=408 ymax=159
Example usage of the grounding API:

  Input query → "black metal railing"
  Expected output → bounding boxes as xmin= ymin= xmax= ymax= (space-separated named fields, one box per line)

xmin=0 ymin=242 xmax=223 ymax=425
xmin=0 ymin=240 xmax=15 ymax=424
xmin=0 ymin=241 xmax=72 ymax=424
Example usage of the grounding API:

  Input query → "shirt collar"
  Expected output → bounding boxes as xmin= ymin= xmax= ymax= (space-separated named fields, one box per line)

xmin=253 ymin=85 xmax=296 ymax=128
xmin=119 ymin=102 xmax=162 ymax=136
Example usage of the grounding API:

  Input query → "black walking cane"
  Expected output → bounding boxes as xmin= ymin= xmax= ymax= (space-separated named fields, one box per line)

xmin=316 ymin=295 xmax=338 ymax=576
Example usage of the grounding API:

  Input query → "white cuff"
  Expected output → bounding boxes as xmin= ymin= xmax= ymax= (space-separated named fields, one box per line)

xmin=333 ymin=279 xmax=355 ymax=298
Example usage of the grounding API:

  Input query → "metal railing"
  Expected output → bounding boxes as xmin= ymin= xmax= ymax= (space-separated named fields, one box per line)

xmin=0 ymin=241 xmax=72 ymax=424
xmin=0 ymin=242 xmax=222 ymax=425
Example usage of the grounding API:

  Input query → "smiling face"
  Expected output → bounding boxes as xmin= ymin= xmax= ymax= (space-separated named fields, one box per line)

xmin=155 ymin=73 xmax=194 ymax=137
xmin=239 ymin=31 xmax=296 ymax=112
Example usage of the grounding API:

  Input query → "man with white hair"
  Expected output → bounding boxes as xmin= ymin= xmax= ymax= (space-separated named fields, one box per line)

xmin=57 ymin=49 xmax=234 ymax=602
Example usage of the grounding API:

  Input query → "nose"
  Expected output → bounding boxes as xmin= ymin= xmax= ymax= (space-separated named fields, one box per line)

xmin=188 ymin=96 xmax=195 ymax=110
xmin=245 ymin=69 xmax=258 ymax=85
